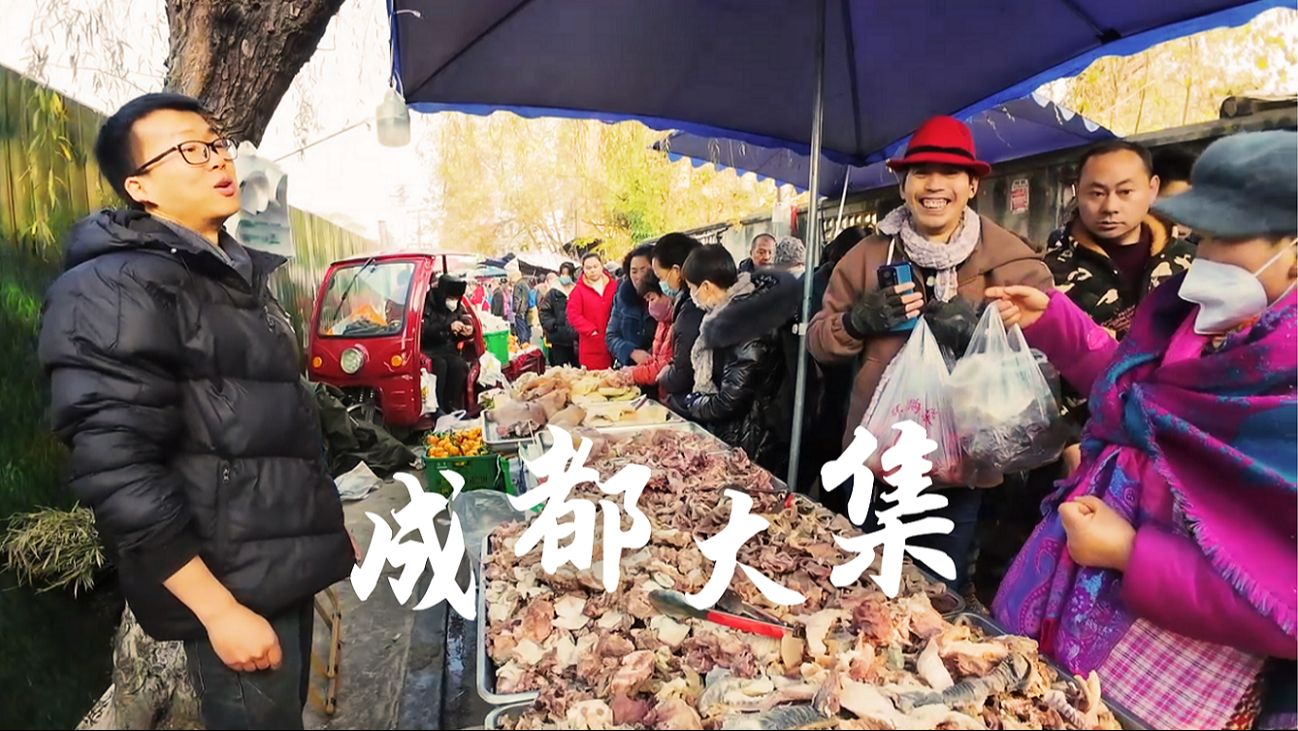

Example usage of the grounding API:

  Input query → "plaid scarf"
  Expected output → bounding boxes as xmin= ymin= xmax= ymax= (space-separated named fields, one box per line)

xmin=878 ymin=205 xmax=981 ymax=302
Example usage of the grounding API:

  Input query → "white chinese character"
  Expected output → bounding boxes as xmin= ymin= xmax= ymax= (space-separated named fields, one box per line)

xmin=351 ymin=471 xmax=475 ymax=618
xmin=687 ymin=489 xmax=806 ymax=610
xmin=597 ymin=460 xmax=652 ymax=593
xmin=511 ymin=426 xmax=652 ymax=588
xmin=831 ymin=421 xmax=956 ymax=598
xmin=820 ymin=425 xmax=877 ymax=526
xmin=510 ymin=426 xmax=598 ymax=574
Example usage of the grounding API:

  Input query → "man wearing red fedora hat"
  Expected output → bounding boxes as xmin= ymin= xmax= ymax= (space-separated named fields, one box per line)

xmin=808 ymin=115 xmax=1054 ymax=593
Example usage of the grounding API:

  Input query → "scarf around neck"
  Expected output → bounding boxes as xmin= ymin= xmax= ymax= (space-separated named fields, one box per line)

xmin=691 ymin=272 xmax=757 ymax=394
xmin=878 ymin=205 xmax=981 ymax=302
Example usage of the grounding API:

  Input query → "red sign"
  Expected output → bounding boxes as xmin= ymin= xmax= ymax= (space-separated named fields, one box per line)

xmin=1010 ymin=178 xmax=1030 ymax=214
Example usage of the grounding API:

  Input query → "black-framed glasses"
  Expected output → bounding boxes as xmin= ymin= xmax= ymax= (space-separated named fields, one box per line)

xmin=131 ymin=137 xmax=238 ymax=176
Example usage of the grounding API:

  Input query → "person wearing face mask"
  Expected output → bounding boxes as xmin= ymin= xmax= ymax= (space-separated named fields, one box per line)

xmin=675 ymin=245 xmax=799 ymax=472
xmin=807 ymin=115 xmax=1053 ymax=592
xmin=606 ymin=244 xmax=658 ymax=367
xmin=539 ymin=263 xmax=580 ymax=367
xmin=988 ymin=130 xmax=1297 ymax=730
xmin=420 ymin=273 xmax=478 ymax=413
xmin=619 ymin=271 xmax=676 ymax=401
xmin=566 ymin=252 xmax=617 ymax=370
xmin=651 ymin=233 xmax=704 ymax=405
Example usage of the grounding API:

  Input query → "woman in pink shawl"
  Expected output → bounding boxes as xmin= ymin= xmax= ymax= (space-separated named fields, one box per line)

xmin=988 ymin=131 xmax=1297 ymax=729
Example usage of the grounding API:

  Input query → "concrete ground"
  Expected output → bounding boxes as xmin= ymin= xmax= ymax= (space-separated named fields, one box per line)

xmin=77 ymin=469 xmax=489 ymax=730
xmin=305 ymin=476 xmax=421 ymax=730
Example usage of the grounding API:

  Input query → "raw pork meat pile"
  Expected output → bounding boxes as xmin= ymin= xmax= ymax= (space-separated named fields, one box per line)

xmin=484 ymin=430 xmax=1122 ymax=730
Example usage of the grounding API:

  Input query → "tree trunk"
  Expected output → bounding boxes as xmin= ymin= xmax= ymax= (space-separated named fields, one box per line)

xmin=162 ymin=0 xmax=347 ymax=146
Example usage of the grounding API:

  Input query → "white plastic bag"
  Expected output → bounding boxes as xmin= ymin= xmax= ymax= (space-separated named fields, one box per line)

xmin=435 ymin=410 xmax=479 ymax=433
xmin=420 ymin=369 xmax=439 ymax=415
xmin=477 ymin=352 xmax=507 ymax=388
xmin=949 ymin=305 xmax=1067 ymax=486
xmin=334 ymin=461 xmax=381 ymax=501
xmin=860 ymin=319 xmax=964 ymax=484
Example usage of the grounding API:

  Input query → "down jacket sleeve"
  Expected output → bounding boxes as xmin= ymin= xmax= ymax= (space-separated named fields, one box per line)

xmin=37 ymin=260 xmax=202 ymax=585
xmin=687 ymin=337 xmax=773 ymax=423
xmin=658 ymin=298 xmax=704 ymax=396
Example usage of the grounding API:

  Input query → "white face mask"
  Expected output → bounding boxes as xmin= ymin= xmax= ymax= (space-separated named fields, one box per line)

xmin=445 ymin=299 xmax=459 ymax=312
xmin=1179 ymin=244 xmax=1295 ymax=335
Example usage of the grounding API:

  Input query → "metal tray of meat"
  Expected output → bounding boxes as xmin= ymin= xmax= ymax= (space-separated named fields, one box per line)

xmin=476 ymin=534 xmax=543 ymax=706
xmin=949 ymin=613 xmax=1149 ymax=730
xmin=482 ymin=413 xmax=538 ymax=453
xmin=483 ymin=701 xmax=532 ymax=730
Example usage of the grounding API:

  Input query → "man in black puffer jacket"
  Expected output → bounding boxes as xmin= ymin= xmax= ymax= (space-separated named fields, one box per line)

xmin=38 ymin=93 xmax=354 ymax=730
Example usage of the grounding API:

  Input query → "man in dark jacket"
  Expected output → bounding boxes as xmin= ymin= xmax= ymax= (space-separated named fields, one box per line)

xmin=1045 ymin=140 xmax=1197 ymax=448
xmin=37 ymin=93 xmax=354 ymax=730
xmin=539 ymin=263 xmax=580 ymax=367
xmin=651 ymin=233 xmax=704 ymax=408
xmin=737 ymin=232 xmax=776 ymax=273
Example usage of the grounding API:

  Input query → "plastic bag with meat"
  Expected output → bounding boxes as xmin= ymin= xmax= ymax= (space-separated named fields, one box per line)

xmin=949 ymin=306 xmax=1067 ymax=486
xmin=860 ymin=319 xmax=964 ymax=484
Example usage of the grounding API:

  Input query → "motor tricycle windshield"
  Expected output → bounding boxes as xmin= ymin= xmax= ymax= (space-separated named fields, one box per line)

xmin=317 ymin=260 xmax=417 ymax=338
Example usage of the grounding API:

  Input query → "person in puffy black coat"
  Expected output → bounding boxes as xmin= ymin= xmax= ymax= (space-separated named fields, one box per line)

xmin=674 ymin=245 xmax=795 ymax=473
xmin=421 ymin=273 xmax=476 ymax=412
xmin=539 ymin=262 xmax=580 ymax=367
xmin=37 ymin=93 xmax=353 ymax=730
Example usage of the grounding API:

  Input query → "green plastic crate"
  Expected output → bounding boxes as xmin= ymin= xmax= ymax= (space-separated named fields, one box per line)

xmin=484 ymin=330 xmax=510 ymax=366
xmin=424 ymin=453 xmax=504 ymax=497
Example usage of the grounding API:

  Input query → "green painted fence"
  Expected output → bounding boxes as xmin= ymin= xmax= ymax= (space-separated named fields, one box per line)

xmin=0 ymin=63 xmax=375 ymax=728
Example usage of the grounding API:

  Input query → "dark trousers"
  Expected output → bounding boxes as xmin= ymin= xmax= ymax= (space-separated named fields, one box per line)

xmin=184 ymin=599 xmax=314 ymax=730
xmin=548 ymin=343 xmax=579 ymax=368
xmin=856 ymin=479 xmax=984 ymax=593
xmin=427 ymin=349 xmax=469 ymax=413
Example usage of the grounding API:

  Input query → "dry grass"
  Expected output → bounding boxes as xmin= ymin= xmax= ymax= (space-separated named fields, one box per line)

xmin=1 ymin=505 xmax=108 ymax=596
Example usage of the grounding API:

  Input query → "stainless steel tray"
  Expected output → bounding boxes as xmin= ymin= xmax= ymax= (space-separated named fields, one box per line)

xmin=950 ymin=612 xmax=1148 ymax=730
xmin=482 ymin=702 xmax=531 ymax=730
xmin=476 ymin=534 xmax=542 ymax=706
xmin=482 ymin=413 xmax=536 ymax=452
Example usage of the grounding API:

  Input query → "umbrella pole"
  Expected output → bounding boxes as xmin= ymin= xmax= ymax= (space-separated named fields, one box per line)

xmin=787 ymin=0 xmax=826 ymax=493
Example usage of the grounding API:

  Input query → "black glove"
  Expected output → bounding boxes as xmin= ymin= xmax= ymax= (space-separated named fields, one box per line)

xmin=848 ymin=286 xmax=913 ymax=337
xmin=923 ymin=298 xmax=979 ymax=364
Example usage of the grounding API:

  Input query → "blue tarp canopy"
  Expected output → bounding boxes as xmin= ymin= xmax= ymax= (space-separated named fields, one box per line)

xmin=389 ymin=0 xmax=1281 ymax=166
xmin=388 ymin=0 xmax=1282 ymax=489
xmin=655 ymin=95 xmax=1116 ymax=196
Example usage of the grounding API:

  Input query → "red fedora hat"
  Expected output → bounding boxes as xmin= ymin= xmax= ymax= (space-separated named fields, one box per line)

xmin=886 ymin=116 xmax=991 ymax=177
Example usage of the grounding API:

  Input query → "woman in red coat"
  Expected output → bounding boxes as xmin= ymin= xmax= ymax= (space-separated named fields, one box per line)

xmin=566 ymin=252 xmax=616 ymax=370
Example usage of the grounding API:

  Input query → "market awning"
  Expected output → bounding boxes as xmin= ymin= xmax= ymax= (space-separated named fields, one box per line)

xmin=389 ymin=0 xmax=1281 ymax=166
xmin=654 ymin=94 xmax=1116 ymax=196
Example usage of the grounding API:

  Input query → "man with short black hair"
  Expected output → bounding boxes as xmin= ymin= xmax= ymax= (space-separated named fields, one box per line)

xmin=39 ymin=93 xmax=354 ymax=729
xmin=738 ymin=232 xmax=776 ymax=272
xmin=1045 ymin=140 xmax=1196 ymax=449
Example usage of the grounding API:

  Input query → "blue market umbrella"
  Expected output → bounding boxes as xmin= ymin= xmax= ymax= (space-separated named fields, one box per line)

xmin=388 ymin=0 xmax=1283 ymax=489
xmin=655 ymin=95 xmax=1116 ymax=196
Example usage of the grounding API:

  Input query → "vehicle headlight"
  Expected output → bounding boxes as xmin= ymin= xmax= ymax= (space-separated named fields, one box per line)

xmin=340 ymin=347 xmax=366 ymax=374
